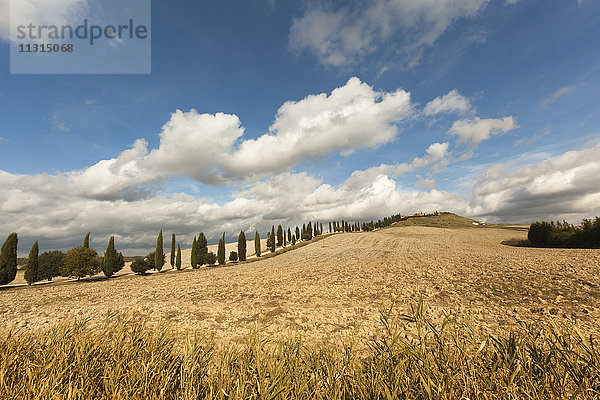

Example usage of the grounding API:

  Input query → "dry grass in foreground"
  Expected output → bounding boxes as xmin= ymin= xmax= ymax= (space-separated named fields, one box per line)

xmin=1 ymin=303 xmax=599 ymax=399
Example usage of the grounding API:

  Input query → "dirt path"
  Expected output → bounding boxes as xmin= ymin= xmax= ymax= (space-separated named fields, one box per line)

xmin=1 ymin=227 xmax=599 ymax=348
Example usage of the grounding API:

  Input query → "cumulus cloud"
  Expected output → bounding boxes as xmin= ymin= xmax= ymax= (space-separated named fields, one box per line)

xmin=289 ymin=0 xmax=490 ymax=67
xmin=449 ymin=116 xmax=518 ymax=146
xmin=344 ymin=142 xmax=450 ymax=189
xmin=468 ymin=143 xmax=600 ymax=222
xmin=424 ymin=89 xmax=473 ymax=116
xmin=36 ymin=77 xmax=413 ymax=198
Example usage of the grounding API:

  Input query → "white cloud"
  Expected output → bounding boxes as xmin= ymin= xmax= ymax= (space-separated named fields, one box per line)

xmin=344 ymin=142 xmax=450 ymax=189
xmin=424 ymin=89 xmax=473 ymax=116
xmin=40 ymin=77 xmax=413 ymax=196
xmin=0 ymin=0 xmax=88 ymax=41
xmin=541 ymin=85 xmax=577 ymax=107
xmin=289 ymin=0 xmax=490 ymax=67
xmin=468 ymin=143 xmax=600 ymax=222
xmin=227 ymin=77 xmax=413 ymax=177
xmin=449 ymin=116 xmax=518 ymax=146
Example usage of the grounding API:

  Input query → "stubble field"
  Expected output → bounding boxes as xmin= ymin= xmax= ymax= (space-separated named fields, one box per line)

xmin=2 ymin=225 xmax=600 ymax=348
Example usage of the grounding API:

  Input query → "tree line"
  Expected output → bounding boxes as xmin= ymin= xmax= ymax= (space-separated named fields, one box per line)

xmin=528 ymin=217 xmax=600 ymax=248
xmin=0 ymin=213 xmax=405 ymax=287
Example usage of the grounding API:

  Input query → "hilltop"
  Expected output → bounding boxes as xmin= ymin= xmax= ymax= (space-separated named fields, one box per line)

xmin=391 ymin=212 xmax=484 ymax=229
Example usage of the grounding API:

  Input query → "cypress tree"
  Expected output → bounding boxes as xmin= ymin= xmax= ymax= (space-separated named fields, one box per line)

xmin=176 ymin=244 xmax=182 ymax=270
xmin=217 ymin=234 xmax=226 ymax=265
xmin=270 ymin=226 xmax=276 ymax=252
xmin=170 ymin=233 xmax=176 ymax=268
xmin=292 ymin=235 xmax=296 ymax=245
xmin=197 ymin=233 xmax=208 ymax=266
xmin=302 ymin=224 xmax=306 ymax=239
xmin=155 ymin=230 xmax=165 ymax=272
xmin=295 ymin=226 xmax=300 ymax=240
xmin=238 ymin=231 xmax=247 ymax=261
xmin=102 ymin=236 xmax=118 ymax=277
xmin=255 ymin=232 xmax=261 ymax=257
xmin=191 ymin=236 xmax=198 ymax=268
xmin=287 ymin=227 xmax=292 ymax=242
xmin=306 ymin=222 xmax=313 ymax=240
xmin=329 ymin=222 xmax=332 ymax=233
xmin=276 ymin=225 xmax=283 ymax=247
xmin=83 ymin=232 xmax=90 ymax=249
xmin=0 ymin=233 xmax=18 ymax=285
xmin=283 ymin=232 xmax=287 ymax=247
xmin=24 ymin=241 xmax=39 ymax=285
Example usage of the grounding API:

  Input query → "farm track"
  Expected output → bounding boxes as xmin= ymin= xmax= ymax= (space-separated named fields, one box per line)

xmin=1 ymin=227 xmax=599 ymax=348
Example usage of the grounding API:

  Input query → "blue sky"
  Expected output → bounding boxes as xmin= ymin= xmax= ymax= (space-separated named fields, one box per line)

xmin=0 ymin=0 xmax=599 ymax=254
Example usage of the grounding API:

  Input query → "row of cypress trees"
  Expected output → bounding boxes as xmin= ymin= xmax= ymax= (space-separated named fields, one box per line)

xmin=1 ymin=213 xmax=399 ymax=285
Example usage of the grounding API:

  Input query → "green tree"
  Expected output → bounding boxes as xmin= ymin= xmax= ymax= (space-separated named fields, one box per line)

xmin=269 ymin=226 xmax=276 ymax=252
xmin=229 ymin=251 xmax=238 ymax=262
xmin=131 ymin=259 xmax=149 ymax=275
xmin=102 ymin=236 xmax=119 ymax=277
xmin=276 ymin=225 xmax=283 ymax=247
xmin=176 ymin=244 xmax=182 ymax=270
xmin=0 ymin=233 xmax=18 ymax=285
xmin=217 ymin=234 xmax=226 ymax=265
xmin=238 ymin=231 xmax=246 ymax=261
xmin=287 ymin=227 xmax=292 ymax=242
xmin=24 ymin=241 xmax=39 ymax=285
xmin=170 ymin=233 xmax=176 ymax=268
xmin=61 ymin=247 xmax=101 ymax=280
xmin=255 ymin=232 xmax=261 ymax=257
xmin=292 ymin=235 xmax=296 ymax=245
xmin=191 ymin=236 xmax=198 ymax=268
xmin=295 ymin=227 xmax=300 ymax=241
xmin=206 ymin=252 xmax=217 ymax=265
xmin=197 ymin=233 xmax=208 ymax=266
xmin=83 ymin=232 xmax=90 ymax=249
xmin=38 ymin=250 xmax=63 ymax=281
xmin=155 ymin=230 xmax=165 ymax=272
xmin=145 ymin=251 xmax=161 ymax=270
xmin=116 ymin=252 xmax=125 ymax=273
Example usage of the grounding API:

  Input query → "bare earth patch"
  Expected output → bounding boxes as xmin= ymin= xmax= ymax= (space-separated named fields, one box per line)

xmin=1 ymin=227 xmax=599 ymax=349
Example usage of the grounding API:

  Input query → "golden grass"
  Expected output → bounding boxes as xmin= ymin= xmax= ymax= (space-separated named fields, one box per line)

xmin=1 ymin=303 xmax=599 ymax=399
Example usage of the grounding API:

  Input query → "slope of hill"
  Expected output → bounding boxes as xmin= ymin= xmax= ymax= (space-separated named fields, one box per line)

xmin=2 ymin=225 xmax=598 ymax=349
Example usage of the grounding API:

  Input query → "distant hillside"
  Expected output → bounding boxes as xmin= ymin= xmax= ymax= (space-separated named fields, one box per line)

xmin=391 ymin=212 xmax=484 ymax=229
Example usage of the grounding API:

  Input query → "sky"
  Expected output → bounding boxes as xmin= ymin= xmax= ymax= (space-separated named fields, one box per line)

xmin=0 ymin=0 xmax=599 ymax=254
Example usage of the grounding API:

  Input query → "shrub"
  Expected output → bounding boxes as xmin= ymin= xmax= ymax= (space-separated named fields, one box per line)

xmin=229 ymin=251 xmax=238 ymax=262
xmin=205 ymin=252 xmax=217 ymax=266
xmin=528 ymin=221 xmax=553 ymax=246
xmin=130 ymin=259 xmax=150 ymax=275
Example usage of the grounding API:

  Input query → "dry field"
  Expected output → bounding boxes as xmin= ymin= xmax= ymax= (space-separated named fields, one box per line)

xmin=2 ymin=225 xmax=600 ymax=348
